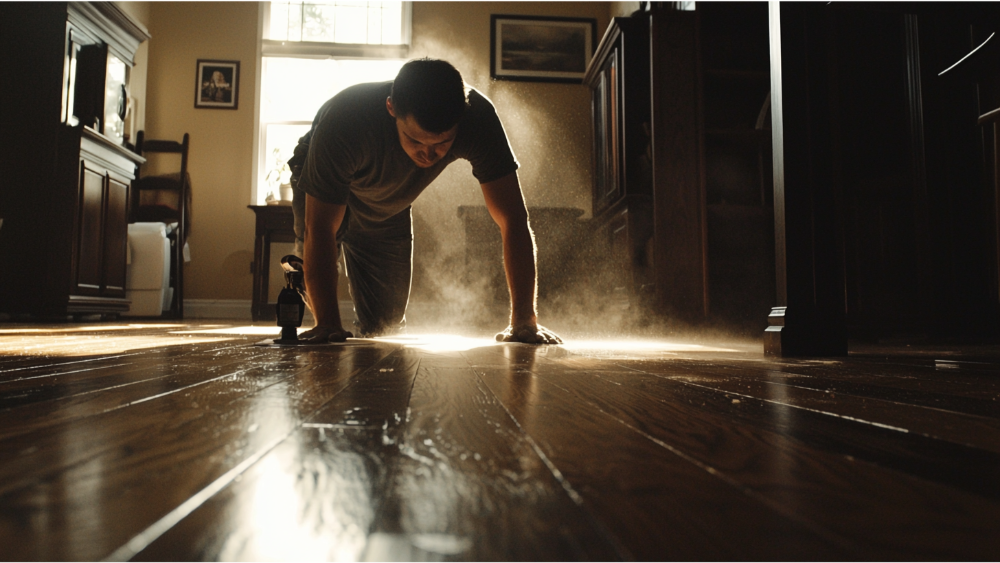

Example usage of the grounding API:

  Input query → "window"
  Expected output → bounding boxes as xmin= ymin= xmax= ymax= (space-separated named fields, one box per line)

xmin=267 ymin=1 xmax=405 ymax=44
xmin=254 ymin=1 xmax=410 ymax=204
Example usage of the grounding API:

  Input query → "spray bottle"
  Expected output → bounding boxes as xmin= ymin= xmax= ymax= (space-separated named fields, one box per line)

xmin=275 ymin=255 xmax=306 ymax=343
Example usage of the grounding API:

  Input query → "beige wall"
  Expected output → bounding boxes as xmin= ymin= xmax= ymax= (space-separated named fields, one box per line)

xmin=406 ymin=2 xmax=610 ymax=215
xmin=404 ymin=3 xmax=611 ymax=306
xmin=142 ymin=2 xmax=613 ymax=303
xmin=144 ymin=2 xmax=261 ymax=302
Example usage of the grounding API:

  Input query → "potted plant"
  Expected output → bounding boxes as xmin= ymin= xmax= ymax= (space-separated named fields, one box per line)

xmin=264 ymin=147 xmax=293 ymax=204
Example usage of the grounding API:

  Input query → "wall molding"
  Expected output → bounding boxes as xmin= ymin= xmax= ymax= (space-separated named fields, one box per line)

xmin=183 ymin=299 xmax=353 ymax=324
xmin=183 ymin=299 xmax=253 ymax=320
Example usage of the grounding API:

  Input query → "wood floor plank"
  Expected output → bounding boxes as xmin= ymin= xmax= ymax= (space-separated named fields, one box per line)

xmin=602 ymin=354 xmax=1000 ymax=449
xmin=664 ymin=367 xmax=1000 ymax=452
xmin=0 ymin=325 xmax=250 ymax=371
xmin=0 ymin=334 xmax=253 ymax=392
xmin=0 ymin=345 xmax=395 ymax=493
xmin=611 ymin=359 xmax=1000 ymax=502
xmin=759 ymin=369 xmax=1000 ymax=419
xmin=614 ymin=355 xmax=1000 ymax=422
xmin=464 ymin=345 xmax=858 ymax=561
xmin=3 ymin=324 xmax=999 ymax=561
xmin=849 ymin=343 xmax=1000 ymax=364
xmin=123 ymin=348 xmax=422 ymax=561
xmin=596 ymin=350 xmax=1000 ymax=401
xmin=0 ymin=351 xmax=147 ymax=377
xmin=0 ymin=346 xmax=279 ymax=443
xmin=512 ymin=351 xmax=1000 ymax=560
xmin=369 ymin=353 xmax=624 ymax=561
xmin=0 ymin=341 xmax=269 ymax=413
xmin=123 ymin=350 xmax=617 ymax=562
xmin=760 ymin=357 xmax=1000 ymax=399
xmin=134 ymin=426 xmax=390 ymax=561
xmin=777 ymin=359 xmax=1000 ymax=398
xmin=0 ymin=343 xmax=398 ymax=560
xmin=0 ymin=345 xmax=324 ymax=492
xmin=0 ymin=335 xmax=253 ymax=380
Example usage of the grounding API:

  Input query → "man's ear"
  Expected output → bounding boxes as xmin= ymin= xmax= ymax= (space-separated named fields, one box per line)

xmin=386 ymin=97 xmax=396 ymax=118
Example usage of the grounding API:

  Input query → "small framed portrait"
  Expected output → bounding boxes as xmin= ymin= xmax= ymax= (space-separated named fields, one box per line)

xmin=490 ymin=15 xmax=597 ymax=84
xmin=195 ymin=60 xmax=239 ymax=109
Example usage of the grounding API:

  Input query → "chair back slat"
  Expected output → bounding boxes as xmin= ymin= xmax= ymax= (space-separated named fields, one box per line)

xmin=141 ymin=140 xmax=184 ymax=153
xmin=130 ymin=130 xmax=190 ymax=319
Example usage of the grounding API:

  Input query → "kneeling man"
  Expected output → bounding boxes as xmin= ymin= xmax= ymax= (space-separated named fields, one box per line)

xmin=289 ymin=58 xmax=561 ymax=344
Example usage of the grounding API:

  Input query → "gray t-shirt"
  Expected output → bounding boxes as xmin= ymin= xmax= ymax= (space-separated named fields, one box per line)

xmin=296 ymin=81 xmax=518 ymax=230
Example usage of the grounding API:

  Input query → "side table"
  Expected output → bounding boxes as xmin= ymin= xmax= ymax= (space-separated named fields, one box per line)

xmin=248 ymin=205 xmax=295 ymax=321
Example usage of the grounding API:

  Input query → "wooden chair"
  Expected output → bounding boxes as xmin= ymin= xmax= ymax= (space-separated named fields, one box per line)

xmin=132 ymin=131 xmax=190 ymax=319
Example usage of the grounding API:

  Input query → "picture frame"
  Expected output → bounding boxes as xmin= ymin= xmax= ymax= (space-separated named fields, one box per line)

xmin=490 ymin=15 xmax=598 ymax=84
xmin=195 ymin=59 xmax=239 ymax=110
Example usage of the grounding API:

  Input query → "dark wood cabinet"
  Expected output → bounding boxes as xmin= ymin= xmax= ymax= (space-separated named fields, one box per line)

xmin=587 ymin=6 xmax=773 ymax=329
xmin=584 ymin=16 xmax=654 ymax=313
xmin=76 ymin=131 xmax=135 ymax=299
xmin=585 ymin=4 xmax=1000 ymax=343
xmin=0 ymin=2 xmax=147 ymax=317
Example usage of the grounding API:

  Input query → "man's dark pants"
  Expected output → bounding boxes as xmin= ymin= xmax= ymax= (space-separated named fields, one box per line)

xmin=292 ymin=186 xmax=412 ymax=336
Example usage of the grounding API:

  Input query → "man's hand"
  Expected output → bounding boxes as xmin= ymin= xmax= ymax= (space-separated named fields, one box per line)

xmin=495 ymin=324 xmax=563 ymax=345
xmin=298 ymin=325 xmax=354 ymax=343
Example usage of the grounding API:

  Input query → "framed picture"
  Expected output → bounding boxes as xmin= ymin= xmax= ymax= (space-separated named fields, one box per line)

xmin=195 ymin=59 xmax=239 ymax=109
xmin=490 ymin=15 xmax=597 ymax=84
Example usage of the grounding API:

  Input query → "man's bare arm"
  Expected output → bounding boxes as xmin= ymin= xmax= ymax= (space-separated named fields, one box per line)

xmin=480 ymin=171 xmax=561 ymax=344
xmin=300 ymin=193 xmax=352 ymax=342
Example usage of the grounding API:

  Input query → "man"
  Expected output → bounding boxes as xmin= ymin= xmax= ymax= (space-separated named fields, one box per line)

xmin=288 ymin=58 xmax=560 ymax=345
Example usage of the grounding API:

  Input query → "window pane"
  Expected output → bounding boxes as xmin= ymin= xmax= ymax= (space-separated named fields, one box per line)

xmin=258 ymin=57 xmax=406 ymax=202
xmin=287 ymin=2 xmax=303 ymax=41
xmin=303 ymin=3 xmax=336 ymax=42
xmin=261 ymin=57 xmax=405 ymax=123
xmin=334 ymin=5 xmax=368 ymax=43
xmin=269 ymin=2 xmax=289 ymax=40
xmin=262 ymin=123 xmax=312 ymax=196
xmin=266 ymin=1 xmax=405 ymax=45
xmin=367 ymin=7 xmax=382 ymax=44
xmin=381 ymin=3 xmax=402 ymax=44
xmin=269 ymin=1 xmax=305 ymax=41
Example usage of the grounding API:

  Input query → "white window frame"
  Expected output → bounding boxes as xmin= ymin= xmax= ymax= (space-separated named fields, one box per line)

xmin=251 ymin=2 xmax=411 ymax=205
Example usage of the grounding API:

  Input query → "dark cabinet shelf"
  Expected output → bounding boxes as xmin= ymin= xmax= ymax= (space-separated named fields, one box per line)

xmin=0 ymin=2 xmax=148 ymax=317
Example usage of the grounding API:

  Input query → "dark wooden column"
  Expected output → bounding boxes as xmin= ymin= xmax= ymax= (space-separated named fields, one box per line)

xmin=764 ymin=1 xmax=848 ymax=356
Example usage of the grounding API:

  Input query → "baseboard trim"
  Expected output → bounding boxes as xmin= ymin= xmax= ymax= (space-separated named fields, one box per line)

xmin=183 ymin=299 xmax=353 ymax=323
xmin=183 ymin=299 xmax=253 ymax=320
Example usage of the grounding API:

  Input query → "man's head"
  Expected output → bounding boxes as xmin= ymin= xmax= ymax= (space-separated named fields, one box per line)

xmin=387 ymin=58 xmax=468 ymax=168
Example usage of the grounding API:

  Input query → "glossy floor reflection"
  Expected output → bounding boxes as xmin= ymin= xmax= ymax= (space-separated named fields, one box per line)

xmin=0 ymin=321 xmax=998 ymax=560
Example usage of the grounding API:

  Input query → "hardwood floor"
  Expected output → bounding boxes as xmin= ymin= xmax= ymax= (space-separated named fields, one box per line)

xmin=0 ymin=321 xmax=998 ymax=560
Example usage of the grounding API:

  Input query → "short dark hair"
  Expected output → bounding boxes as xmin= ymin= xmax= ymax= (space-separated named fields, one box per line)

xmin=390 ymin=58 xmax=468 ymax=133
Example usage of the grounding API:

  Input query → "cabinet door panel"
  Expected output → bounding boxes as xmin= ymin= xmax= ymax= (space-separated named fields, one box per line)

xmin=76 ymin=160 xmax=104 ymax=294
xmin=102 ymin=173 xmax=129 ymax=295
xmin=593 ymin=50 xmax=621 ymax=212
xmin=608 ymin=210 xmax=630 ymax=303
